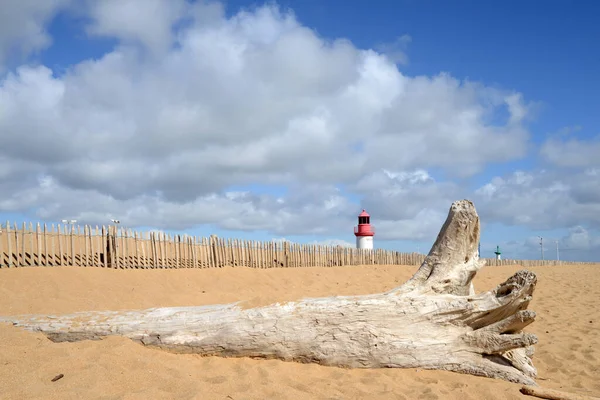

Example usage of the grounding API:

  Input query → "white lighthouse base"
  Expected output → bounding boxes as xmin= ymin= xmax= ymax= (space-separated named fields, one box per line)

xmin=356 ymin=236 xmax=374 ymax=250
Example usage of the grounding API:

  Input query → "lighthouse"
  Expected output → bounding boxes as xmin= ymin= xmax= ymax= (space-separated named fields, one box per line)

xmin=354 ymin=209 xmax=375 ymax=249
xmin=494 ymin=245 xmax=502 ymax=260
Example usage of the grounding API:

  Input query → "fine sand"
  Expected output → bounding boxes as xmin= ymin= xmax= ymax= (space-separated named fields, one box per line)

xmin=0 ymin=264 xmax=598 ymax=399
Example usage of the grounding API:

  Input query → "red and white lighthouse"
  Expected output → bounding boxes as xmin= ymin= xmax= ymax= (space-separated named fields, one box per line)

xmin=354 ymin=209 xmax=375 ymax=249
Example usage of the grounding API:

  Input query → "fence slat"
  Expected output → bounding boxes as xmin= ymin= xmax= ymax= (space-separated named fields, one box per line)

xmin=155 ymin=232 xmax=161 ymax=268
xmin=175 ymin=235 xmax=180 ymax=268
xmin=50 ymin=224 xmax=55 ymax=266
xmin=6 ymin=221 xmax=12 ymax=267
xmin=14 ymin=223 xmax=20 ymax=267
xmin=151 ymin=232 xmax=157 ymax=268
xmin=133 ymin=230 xmax=138 ymax=268
xmin=82 ymin=225 xmax=87 ymax=267
xmin=191 ymin=236 xmax=196 ymax=268
xmin=187 ymin=235 xmax=192 ymax=268
xmin=35 ymin=223 xmax=42 ymax=266
xmin=19 ymin=222 xmax=25 ymax=267
xmin=171 ymin=234 xmax=176 ymax=268
xmin=89 ymin=225 xmax=94 ymax=267
xmin=199 ymin=237 xmax=205 ymax=268
xmin=162 ymin=233 xmax=168 ymax=268
xmin=53 ymin=224 xmax=64 ymax=266
xmin=0 ymin=223 xmax=3 ymax=268
xmin=123 ymin=228 xmax=129 ymax=269
xmin=157 ymin=232 xmax=163 ymax=268
xmin=27 ymin=222 xmax=33 ymax=266
xmin=164 ymin=233 xmax=170 ymax=268
xmin=183 ymin=235 xmax=188 ymax=268
xmin=138 ymin=231 xmax=145 ymax=268
xmin=101 ymin=226 xmax=106 ymax=268
xmin=0 ymin=222 xmax=4 ymax=268
xmin=211 ymin=236 xmax=217 ymax=268
xmin=171 ymin=234 xmax=177 ymax=269
xmin=219 ymin=238 xmax=226 ymax=267
xmin=0 ymin=223 xmax=5 ymax=267
xmin=116 ymin=226 xmax=122 ymax=269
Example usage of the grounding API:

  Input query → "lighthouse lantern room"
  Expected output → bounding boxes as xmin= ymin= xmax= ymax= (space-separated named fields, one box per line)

xmin=354 ymin=209 xmax=375 ymax=249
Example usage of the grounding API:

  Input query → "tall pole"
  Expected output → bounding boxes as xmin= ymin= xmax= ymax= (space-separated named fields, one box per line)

xmin=538 ymin=236 xmax=544 ymax=260
xmin=555 ymin=240 xmax=559 ymax=261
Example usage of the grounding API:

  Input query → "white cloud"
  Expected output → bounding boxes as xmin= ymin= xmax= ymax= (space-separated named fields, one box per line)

xmin=541 ymin=135 xmax=600 ymax=168
xmin=0 ymin=174 xmax=357 ymax=236
xmin=84 ymin=0 xmax=190 ymax=55
xmin=561 ymin=226 xmax=600 ymax=251
xmin=364 ymin=76 xmax=529 ymax=178
xmin=0 ymin=0 xmax=70 ymax=69
xmin=352 ymin=169 xmax=460 ymax=240
xmin=474 ymin=169 xmax=600 ymax=230
xmin=0 ymin=1 xmax=541 ymax=245
xmin=375 ymin=34 xmax=412 ymax=65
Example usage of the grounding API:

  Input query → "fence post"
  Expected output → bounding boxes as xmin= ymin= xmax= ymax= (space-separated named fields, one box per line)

xmin=106 ymin=225 xmax=117 ymax=269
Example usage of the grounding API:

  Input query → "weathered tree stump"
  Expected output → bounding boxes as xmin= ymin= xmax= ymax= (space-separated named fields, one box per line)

xmin=0 ymin=200 xmax=538 ymax=384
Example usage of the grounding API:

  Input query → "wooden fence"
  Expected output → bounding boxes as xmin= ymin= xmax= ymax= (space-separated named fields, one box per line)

xmin=0 ymin=222 xmax=594 ymax=269
xmin=480 ymin=258 xmax=593 ymax=267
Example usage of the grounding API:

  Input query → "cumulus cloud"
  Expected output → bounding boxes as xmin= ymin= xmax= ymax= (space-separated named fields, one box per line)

xmin=84 ymin=0 xmax=190 ymax=55
xmin=0 ymin=174 xmax=357 ymax=235
xmin=541 ymin=135 xmax=600 ymax=168
xmin=474 ymin=169 xmax=600 ymax=230
xmin=561 ymin=226 xmax=600 ymax=253
xmin=0 ymin=0 xmax=70 ymax=69
xmin=352 ymin=169 xmax=460 ymax=240
xmin=375 ymin=34 xmax=412 ymax=65
xmin=0 ymin=0 xmax=539 ymax=244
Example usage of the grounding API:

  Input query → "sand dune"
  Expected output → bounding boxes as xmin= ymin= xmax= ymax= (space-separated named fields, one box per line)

xmin=0 ymin=264 xmax=598 ymax=399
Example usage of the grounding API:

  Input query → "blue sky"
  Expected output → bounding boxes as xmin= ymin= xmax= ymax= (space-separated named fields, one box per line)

xmin=0 ymin=0 xmax=599 ymax=261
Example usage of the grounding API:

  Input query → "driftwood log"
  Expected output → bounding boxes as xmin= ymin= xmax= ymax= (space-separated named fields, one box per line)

xmin=0 ymin=200 xmax=539 ymax=385
xmin=520 ymin=385 xmax=600 ymax=400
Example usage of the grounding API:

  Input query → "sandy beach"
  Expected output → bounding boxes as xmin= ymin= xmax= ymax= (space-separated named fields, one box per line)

xmin=0 ymin=264 xmax=598 ymax=400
